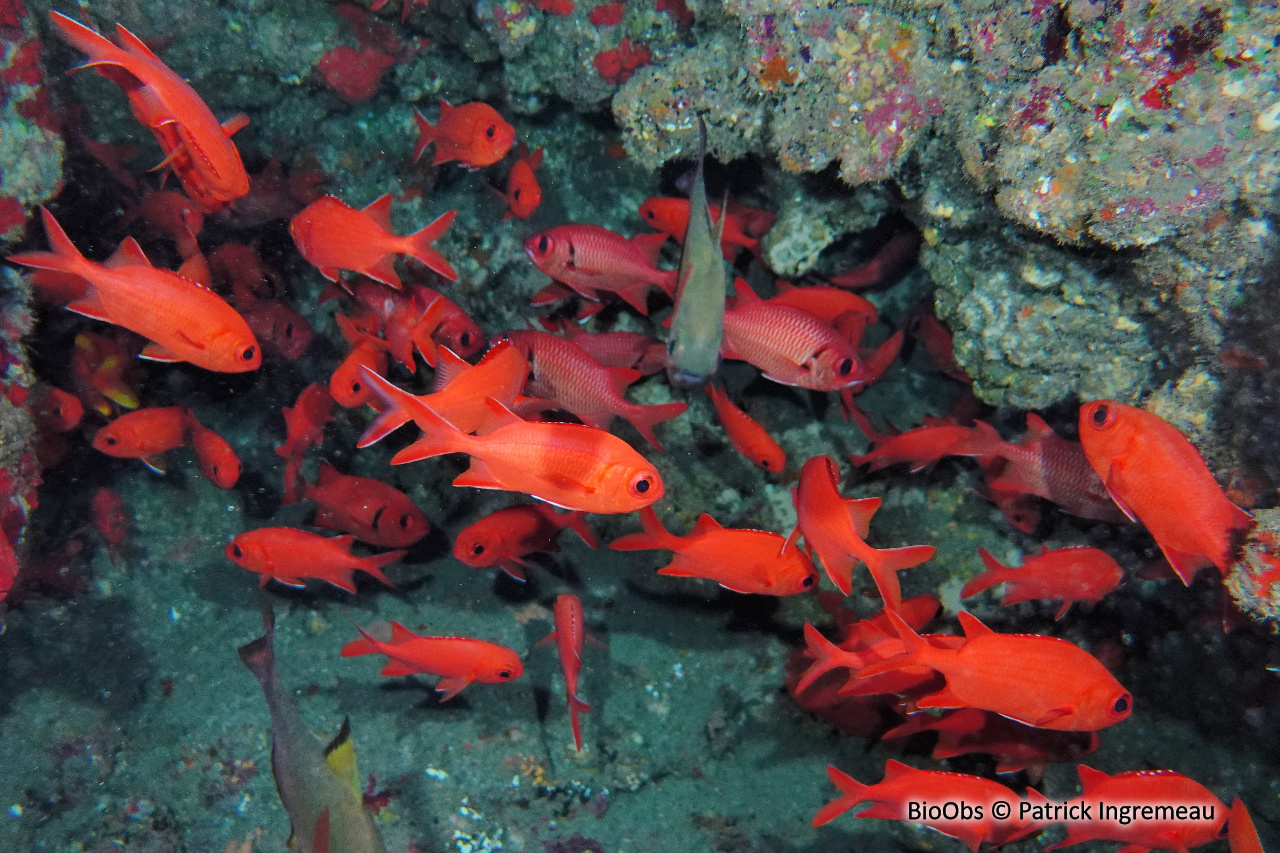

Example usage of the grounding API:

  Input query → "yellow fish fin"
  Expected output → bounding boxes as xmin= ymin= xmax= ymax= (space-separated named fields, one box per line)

xmin=323 ymin=716 xmax=362 ymax=797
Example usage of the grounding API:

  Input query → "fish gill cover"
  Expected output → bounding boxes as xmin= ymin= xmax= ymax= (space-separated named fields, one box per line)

xmin=0 ymin=0 xmax=1276 ymax=850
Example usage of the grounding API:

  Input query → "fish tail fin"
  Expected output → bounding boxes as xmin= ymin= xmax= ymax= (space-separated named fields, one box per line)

xmin=609 ymin=505 xmax=680 ymax=552
xmin=339 ymin=616 xmax=388 ymax=657
xmin=854 ymin=609 xmax=930 ymax=678
xmin=236 ymin=598 xmax=276 ymax=685
xmin=794 ymin=622 xmax=855 ymax=695
xmin=357 ymin=549 xmax=406 ymax=587
xmin=568 ymin=693 xmax=592 ymax=751
xmin=863 ymin=544 xmax=937 ymax=612
xmin=624 ymin=401 xmax=688 ymax=452
xmin=357 ymin=368 xmax=468 ymax=462
xmin=411 ymin=107 xmax=437 ymax=162
xmin=48 ymin=12 xmax=127 ymax=67
xmin=356 ymin=395 xmax=414 ymax=448
xmin=559 ymin=511 xmax=599 ymax=549
xmin=811 ymin=766 xmax=868 ymax=827
xmin=960 ymin=547 xmax=1009 ymax=599
xmin=403 ymin=209 xmax=458 ymax=281
xmin=8 ymin=207 xmax=92 ymax=280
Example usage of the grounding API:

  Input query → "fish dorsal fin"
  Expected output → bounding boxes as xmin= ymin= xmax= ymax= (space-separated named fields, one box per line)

xmin=113 ymin=22 xmax=164 ymax=62
xmin=478 ymin=397 xmax=524 ymax=432
xmin=322 ymin=716 xmax=362 ymax=796
xmin=316 ymin=461 xmax=339 ymax=486
xmin=433 ymin=346 xmax=470 ymax=391
xmin=221 ymin=113 xmax=250 ymax=137
xmin=106 ymin=236 xmax=153 ymax=269
xmin=845 ymin=496 xmax=881 ymax=540
xmin=690 ymin=513 xmax=722 ymax=535
xmin=177 ymin=252 xmax=212 ymax=287
xmin=331 ymin=534 xmax=356 ymax=550
xmin=526 ymin=146 xmax=545 ymax=171
xmin=629 ymin=232 xmax=669 ymax=267
xmin=956 ymin=610 xmax=994 ymax=638
xmin=882 ymin=759 xmax=913 ymax=780
xmin=1023 ymin=412 xmax=1058 ymax=441
xmin=732 ymin=277 xmax=760 ymax=304
xmin=362 ymin=193 xmax=395 ymax=232
xmin=389 ymin=620 xmax=417 ymax=643
xmin=780 ymin=524 xmax=802 ymax=555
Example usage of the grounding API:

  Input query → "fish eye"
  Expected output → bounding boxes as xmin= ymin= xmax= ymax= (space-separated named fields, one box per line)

xmin=760 ymin=458 xmax=774 ymax=470
xmin=241 ymin=346 xmax=256 ymax=362
xmin=351 ymin=381 xmax=363 ymax=394
xmin=104 ymin=436 xmax=118 ymax=446
xmin=802 ymin=574 xmax=815 ymax=588
xmin=472 ymin=542 xmax=485 ymax=555
xmin=230 ymin=544 xmax=243 ymax=559
xmin=513 ymin=188 xmax=521 ymax=201
xmin=1113 ymin=693 xmax=1130 ymax=714
xmin=498 ymin=669 xmax=511 ymax=679
xmin=629 ymin=473 xmax=653 ymax=497
xmin=460 ymin=332 xmax=473 ymax=347
xmin=284 ymin=322 xmax=295 ymax=339
xmin=537 ymin=235 xmax=549 ymax=253
xmin=399 ymin=513 xmax=412 ymax=529
xmin=486 ymin=125 xmax=496 ymax=138
xmin=837 ymin=357 xmax=853 ymax=376
xmin=1090 ymin=402 xmax=1116 ymax=428
xmin=645 ymin=209 xmax=655 ymax=220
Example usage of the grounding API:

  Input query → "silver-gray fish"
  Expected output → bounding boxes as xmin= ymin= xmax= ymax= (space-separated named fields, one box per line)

xmin=666 ymin=116 xmax=728 ymax=389
xmin=238 ymin=603 xmax=384 ymax=853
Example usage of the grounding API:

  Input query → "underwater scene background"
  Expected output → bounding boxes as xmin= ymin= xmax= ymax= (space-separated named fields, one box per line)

xmin=0 ymin=0 xmax=1278 ymax=850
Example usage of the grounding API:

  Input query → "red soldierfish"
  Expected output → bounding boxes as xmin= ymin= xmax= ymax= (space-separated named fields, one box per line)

xmin=290 ymin=194 xmax=457 ymax=288
xmin=706 ymin=383 xmax=785 ymax=473
xmin=861 ymin=610 xmax=1132 ymax=731
xmin=550 ymin=319 xmax=666 ymax=375
xmin=91 ymin=488 xmax=129 ymax=564
xmin=341 ymin=620 xmax=522 ymax=700
xmin=301 ymin=462 xmax=430 ymax=548
xmin=504 ymin=329 xmax=687 ymax=451
xmin=360 ymin=369 xmax=664 ymax=514
xmin=961 ymin=545 xmax=1124 ymax=619
xmin=276 ymin=383 xmax=333 ymax=504
xmin=538 ymin=594 xmax=595 ymax=750
xmin=813 ymin=760 xmax=1036 ymax=851
xmin=11 ymin=209 xmax=260 ymax=373
xmin=793 ymin=455 xmax=936 ymax=605
xmin=503 ymin=145 xmax=544 ymax=219
xmin=50 ymin=12 xmax=251 ymax=213
xmin=849 ymin=420 xmax=999 ymax=473
xmin=453 ymin=503 xmax=597 ymax=581
xmin=412 ymin=99 xmax=515 ymax=169
xmin=1079 ymin=399 xmax=1253 ymax=585
xmin=721 ymin=279 xmax=865 ymax=392
xmin=225 ymin=527 xmax=403 ymax=593
xmin=330 ymin=314 xmax=391 ymax=409
xmin=524 ymin=224 xmax=677 ymax=314
xmin=92 ymin=406 xmax=189 ymax=473
xmin=638 ymin=196 xmax=768 ymax=258
xmin=184 ymin=412 xmax=241 ymax=489
xmin=610 ymin=505 xmax=817 ymax=596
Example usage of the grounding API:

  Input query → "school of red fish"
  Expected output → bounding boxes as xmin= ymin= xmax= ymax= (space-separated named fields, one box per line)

xmin=5 ymin=11 xmax=1271 ymax=853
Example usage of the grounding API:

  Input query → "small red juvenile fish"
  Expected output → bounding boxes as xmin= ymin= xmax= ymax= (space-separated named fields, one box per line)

xmin=290 ymin=194 xmax=457 ymax=288
xmin=538 ymin=594 xmax=595 ymax=750
xmin=92 ymin=406 xmax=189 ymax=472
xmin=768 ymin=282 xmax=877 ymax=327
xmin=125 ymin=189 xmax=204 ymax=260
xmin=722 ymin=279 xmax=865 ymax=392
xmin=611 ymin=505 xmax=817 ymax=596
xmin=412 ymin=99 xmax=515 ymax=168
xmin=524 ymin=224 xmax=676 ymax=314
xmin=225 ymin=527 xmax=403 ymax=593
xmin=1033 ymin=765 xmax=1227 ymax=852
xmin=793 ymin=455 xmax=936 ymax=604
xmin=849 ymin=421 xmax=998 ymax=473
xmin=813 ymin=759 xmax=1035 ymax=851
xmin=504 ymin=329 xmax=687 ymax=451
xmin=412 ymin=285 xmax=486 ymax=359
xmin=1079 ymin=399 xmax=1253 ymax=585
xmin=330 ymin=314 xmax=390 ymax=409
xmin=12 ymin=209 xmax=261 ymax=373
xmin=860 ymin=610 xmax=1132 ymax=731
xmin=34 ymin=387 xmax=83 ymax=433
xmin=276 ymin=383 xmax=334 ymax=504
xmin=453 ymin=503 xmax=597 ymax=580
xmin=362 ymin=369 xmax=664 ymax=514
xmin=825 ymin=229 xmax=920 ymax=290
xmin=185 ymin=412 xmax=241 ymax=489
xmin=502 ymin=145 xmax=544 ymax=219
xmin=91 ymin=488 xmax=129 ymax=564
xmin=301 ymin=462 xmax=430 ymax=548
xmin=341 ymin=620 xmax=522 ymax=700
xmin=962 ymin=545 xmax=1124 ymax=619
xmin=705 ymin=383 xmax=785 ymax=473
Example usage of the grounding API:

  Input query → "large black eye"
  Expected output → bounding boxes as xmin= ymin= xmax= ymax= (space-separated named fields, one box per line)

xmin=351 ymin=381 xmax=362 ymax=394
xmin=1092 ymin=404 xmax=1112 ymax=426
xmin=802 ymin=574 xmax=815 ymax=588
xmin=472 ymin=543 xmax=485 ymax=555
xmin=231 ymin=544 xmax=243 ymax=558
xmin=242 ymin=346 xmax=256 ymax=361
xmin=761 ymin=458 xmax=775 ymax=470
xmin=537 ymin=235 xmax=549 ymax=253
xmin=105 ymin=436 xmax=118 ymax=446
xmin=512 ymin=188 xmax=521 ymax=201
xmin=498 ymin=669 xmax=511 ymax=679
xmin=1113 ymin=694 xmax=1130 ymax=714
xmin=460 ymin=332 xmax=473 ymax=347
xmin=284 ymin=322 xmax=295 ymax=340
xmin=634 ymin=478 xmax=650 ymax=494
xmin=838 ymin=358 xmax=853 ymax=376
xmin=485 ymin=125 xmax=496 ymax=138
xmin=399 ymin=513 xmax=411 ymax=530
xmin=645 ymin=209 xmax=656 ymax=220
xmin=53 ymin=404 xmax=65 ymax=418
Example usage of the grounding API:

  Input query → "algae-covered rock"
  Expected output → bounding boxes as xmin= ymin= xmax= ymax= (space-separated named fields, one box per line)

xmin=761 ymin=185 xmax=887 ymax=277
